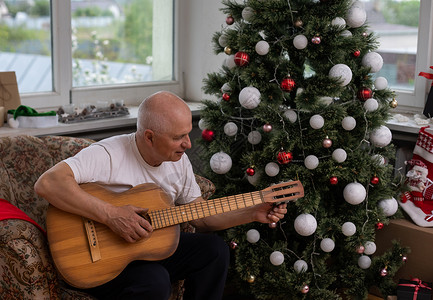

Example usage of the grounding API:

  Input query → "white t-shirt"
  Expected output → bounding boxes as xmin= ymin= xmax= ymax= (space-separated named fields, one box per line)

xmin=64 ymin=133 xmax=202 ymax=205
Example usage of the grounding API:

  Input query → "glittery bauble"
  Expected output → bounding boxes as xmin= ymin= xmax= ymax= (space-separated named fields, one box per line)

xmin=255 ymin=40 xmax=270 ymax=55
xmin=343 ymin=182 xmax=366 ymax=205
xmin=378 ymin=197 xmax=398 ymax=217
xmin=246 ymin=167 xmax=255 ymax=176
xmin=309 ymin=114 xmax=324 ymax=129
xmin=390 ymin=98 xmax=398 ymax=108
xmin=294 ymin=213 xmax=317 ymax=236
xmin=294 ymin=260 xmax=308 ymax=273
xmin=246 ymin=229 xmax=260 ymax=243
xmin=293 ymin=34 xmax=308 ymax=50
xmin=370 ymin=176 xmax=379 ymax=185
xmin=330 ymin=176 xmax=338 ymax=185
xmin=342 ymin=116 xmax=356 ymax=131
xmin=229 ymin=241 xmax=238 ymax=249
xmin=380 ymin=268 xmax=388 ymax=277
xmin=375 ymin=222 xmax=384 ymax=230
xmin=311 ymin=36 xmax=321 ymax=44
xmin=234 ymin=51 xmax=250 ymax=67
xmin=320 ymin=238 xmax=335 ymax=252
xmin=362 ymin=52 xmax=384 ymax=73
xmin=329 ymin=64 xmax=352 ymax=86
xmin=247 ymin=275 xmax=255 ymax=283
xmin=332 ymin=148 xmax=347 ymax=163
xmin=222 ymin=93 xmax=230 ymax=101
xmin=202 ymin=129 xmax=214 ymax=142
xmin=241 ymin=7 xmax=255 ymax=22
xmin=224 ymin=46 xmax=232 ymax=55
xmin=301 ymin=285 xmax=309 ymax=294
xmin=281 ymin=77 xmax=296 ymax=91
xmin=224 ymin=122 xmax=238 ymax=136
xmin=248 ymin=131 xmax=262 ymax=145
xmin=364 ymin=98 xmax=379 ymax=112
xmin=263 ymin=123 xmax=273 ymax=132
xmin=364 ymin=241 xmax=377 ymax=255
xmin=226 ymin=15 xmax=234 ymax=25
xmin=370 ymin=125 xmax=392 ymax=148
xmin=357 ymin=87 xmax=373 ymax=101
xmin=342 ymin=222 xmax=356 ymax=236
xmin=304 ymin=155 xmax=319 ymax=170
xmin=358 ymin=255 xmax=371 ymax=269
xmin=353 ymin=50 xmax=361 ymax=57
xmin=239 ymin=86 xmax=261 ymax=109
xmin=346 ymin=5 xmax=367 ymax=28
xmin=322 ymin=137 xmax=332 ymax=148
xmin=265 ymin=162 xmax=280 ymax=177
xmin=277 ymin=150 xmax=293 ymax=164
xmin=270 ymin=251 xmax=285 ymax=266
xmin=374 ymin=77 xmax=388 ymax=90
xmin=210 ymin=152 xmax=232 ymax=174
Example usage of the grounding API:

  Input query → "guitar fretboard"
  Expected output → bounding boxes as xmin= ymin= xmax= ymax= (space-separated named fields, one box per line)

xmin=148 ymin=191 xmax=264 ymax=229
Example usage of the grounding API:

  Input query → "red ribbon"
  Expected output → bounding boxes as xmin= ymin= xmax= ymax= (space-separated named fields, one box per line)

xmin=399 ymin=278 xmax=432 ymax=300
xmin=419 ymin=66 xmax=433 ymax=86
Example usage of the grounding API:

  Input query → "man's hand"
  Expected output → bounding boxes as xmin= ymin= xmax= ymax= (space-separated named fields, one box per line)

xmin=105 ymin=205 xmax=153 ymax=243
xmin=254 ymin=202 xmax=288 ymax=224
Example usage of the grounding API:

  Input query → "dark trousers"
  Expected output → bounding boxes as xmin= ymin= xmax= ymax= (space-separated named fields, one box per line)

xmin=85 ymin=232 xmax=230 ymax=300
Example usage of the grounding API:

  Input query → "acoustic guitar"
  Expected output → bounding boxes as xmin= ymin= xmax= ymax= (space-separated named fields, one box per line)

xmin=46 ymin=180 xmax=304 ymax=288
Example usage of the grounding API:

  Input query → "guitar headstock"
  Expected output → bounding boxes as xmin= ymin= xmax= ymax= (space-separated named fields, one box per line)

xmin=261 ymin=180 xmax=304 ymax=203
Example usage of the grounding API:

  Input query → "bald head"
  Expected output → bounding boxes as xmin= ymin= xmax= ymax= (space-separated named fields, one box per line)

xmin=137 ymin=91 xmax=191 ymax=135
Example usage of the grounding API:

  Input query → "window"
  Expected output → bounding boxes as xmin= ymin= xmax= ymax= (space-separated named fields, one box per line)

xmin=0 ymin=0 xmax=177 ymax=110
xmin=365 ymin=0 xmax=433 ymax=113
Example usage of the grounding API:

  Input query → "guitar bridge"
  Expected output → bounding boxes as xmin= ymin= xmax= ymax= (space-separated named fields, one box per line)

xmin=83 ymin=217 xmax=102 ymax=263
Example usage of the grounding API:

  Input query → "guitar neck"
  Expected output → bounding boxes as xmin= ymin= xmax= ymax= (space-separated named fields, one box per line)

xmin=148 ymin=190 xmax=264 ymax=230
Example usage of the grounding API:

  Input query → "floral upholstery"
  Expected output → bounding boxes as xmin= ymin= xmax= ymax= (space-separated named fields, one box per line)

xmin=0 ymin=135 xmax=215 ymax=300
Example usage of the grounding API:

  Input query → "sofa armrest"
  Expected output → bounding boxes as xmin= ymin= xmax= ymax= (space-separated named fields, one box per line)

xmin=194 ymin=174 xmax=216 ymax=201
xmin=0 ymin=219 xmax=60 ymax=299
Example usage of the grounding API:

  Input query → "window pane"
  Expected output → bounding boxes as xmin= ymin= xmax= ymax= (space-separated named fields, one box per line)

xmin=0 ymin=0 xmax=52 ymax=93
xmin=365 ymin=0 xmax=420 ymax=92
xmin=71 ymin=0 xmax=173 ymax=87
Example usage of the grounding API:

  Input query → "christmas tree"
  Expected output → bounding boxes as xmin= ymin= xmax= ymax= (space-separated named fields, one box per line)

xmin=198 ymin=0 xmax=408 ymax=299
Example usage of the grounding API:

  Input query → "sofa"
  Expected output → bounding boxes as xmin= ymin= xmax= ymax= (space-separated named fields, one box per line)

xmin=0 ymin=135 xmax=215 ymax=300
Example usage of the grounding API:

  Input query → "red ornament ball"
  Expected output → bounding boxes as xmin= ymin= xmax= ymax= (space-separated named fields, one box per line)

xmin=353 ymin=50 xmax=361 ymax=57
xmin=281 ymin=77 xmax=296 ymax=92
xmin=226 ymin=15 xmax=234 ymax=25
xmin=277 ymin=150 xmax=293 ymax=164
xmin=329 ymin=176 xmax=338 ymax=185
xmin=375 ymin=222 xmax=384 ymax=230
xmin=234 ymin=51 xmax=250 ymax=67
xmin=263 ymin=123 xmax=273 ymax=132
xmin=357 ymin=87 xmax=373 ymax=101
xmin=311 ymin=36 xmax=321 ymax=44
xmin=322 ymin=137 xmax=332 ymax=148
xmin=370 ymin=176 xmax=379 ymax=185
xmin=222 ymin=93 xmax=230 ymax=101
xmin=246 ymin=167 xmax=255 ymax=176
xmin=202 ymin=129 xmax=215 ymax=142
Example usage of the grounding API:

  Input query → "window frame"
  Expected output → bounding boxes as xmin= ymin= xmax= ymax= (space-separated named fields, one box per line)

xmin=18 ymin=0 xmax=181 ymax=111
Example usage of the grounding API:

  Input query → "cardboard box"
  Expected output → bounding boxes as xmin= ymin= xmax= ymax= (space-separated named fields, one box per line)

xmin=375 ymin=219 xmax=433 ymax=284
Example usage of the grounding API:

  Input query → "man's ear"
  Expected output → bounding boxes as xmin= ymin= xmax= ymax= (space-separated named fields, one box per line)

xmin=143 ymin=129 xmax=155 ymax=144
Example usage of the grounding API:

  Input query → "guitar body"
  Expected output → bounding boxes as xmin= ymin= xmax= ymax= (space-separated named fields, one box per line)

xmin=46 ymin=183 xmax=180 ymax=289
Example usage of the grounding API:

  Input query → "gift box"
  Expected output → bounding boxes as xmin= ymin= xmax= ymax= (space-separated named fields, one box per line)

xmin=397 ymin=278 xmax=432 ymax=300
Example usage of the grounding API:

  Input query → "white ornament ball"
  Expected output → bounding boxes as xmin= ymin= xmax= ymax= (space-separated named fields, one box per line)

xmin=340 ymin=30 xmax=353 ymax=38
xmin=210 ymin=152 xmax=232 ymax=174
xmin=304 ymin=155 xmax=319 ymax=170
xmin=358 ymin=255 xmax=372 ymax=269
xmin=362 ymin=52 xmax=384 ymax=73
xmin=248 ymin=131 xmax=262 ymax=145
xmin=221 ymin=83 xmax=231 ymax=92
xmin=265 ymin=162 xmax=280 ymax=177
xmin=342 ymin=222 xmax=357 ymax=236
xmin=270 ymin=251 xmax=285 ymax=266
xmin=224 ymin=122 xmax=238 ymax=136
xmin=372 ymin=154 xmax=386 ymax=166
xmin=332 ymin=148 xmax=347 ymax=163
xmin=320 ymin=238 xmax=335 ymax=253
xmin=309 ymin=114 xmax=324 ymax=129
xmin=364 ymin=98 xmax=379 ymax=112
xmin=331 ymin=17 xmax=346 ymax=27
xmin=284 ymin=109 xmax=298 ymax=123
xmin=378 ymin=197 xmax=398 ymax=217
xmin=351 ymin=0 xmax=365 ymax=9
xmin=239 ymin=87 xmax=261 ymax=109
xmin=246 ymin=229 xmax=260 ymax=243
xmin=329 ymin=64 xmax=352 ymax=86
xmin=225 ymin=55 xmax=236 ymax=69
xmin=294 ymin=260 xmax=308 ymax=273
xmin=364 ymin=241 xmax=377 ymax=255
xmin=198 ymin=119 xmax=208 ymax=130
xmin=247 ymin=171 xmax=261 ymax=186
xmin=343 ymin=182 xmax=366 ymax=205
xmin=346 ymin=5 xmax=367 ymax=28
xmin=342 ymin=116 xmax=356 ymax=131
xmin=374 ymin=77 xmax=388 ymax=90
xmin=293 ymin=35 xmax=308 ymax=50
xmin=218 ymin=34 xmax=228 ymax=47
xmin=255 ymin=40 xmax=270 ymax=55
xmin=294 ymin=213 xmax=317 ymax=236
xmin=319 ymin=96 xmax=333 ymax=105
xmin=370 ymin=125 xmax=392 ymax=148
xmin=242 ymin=7 xmax=255 ymax=22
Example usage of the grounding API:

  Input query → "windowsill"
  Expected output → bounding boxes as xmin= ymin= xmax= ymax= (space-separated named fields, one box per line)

xmin=0 ymin=102 xmax=205 ymax=138
xmin=0 ymin=103 xmax=425 ymax=139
